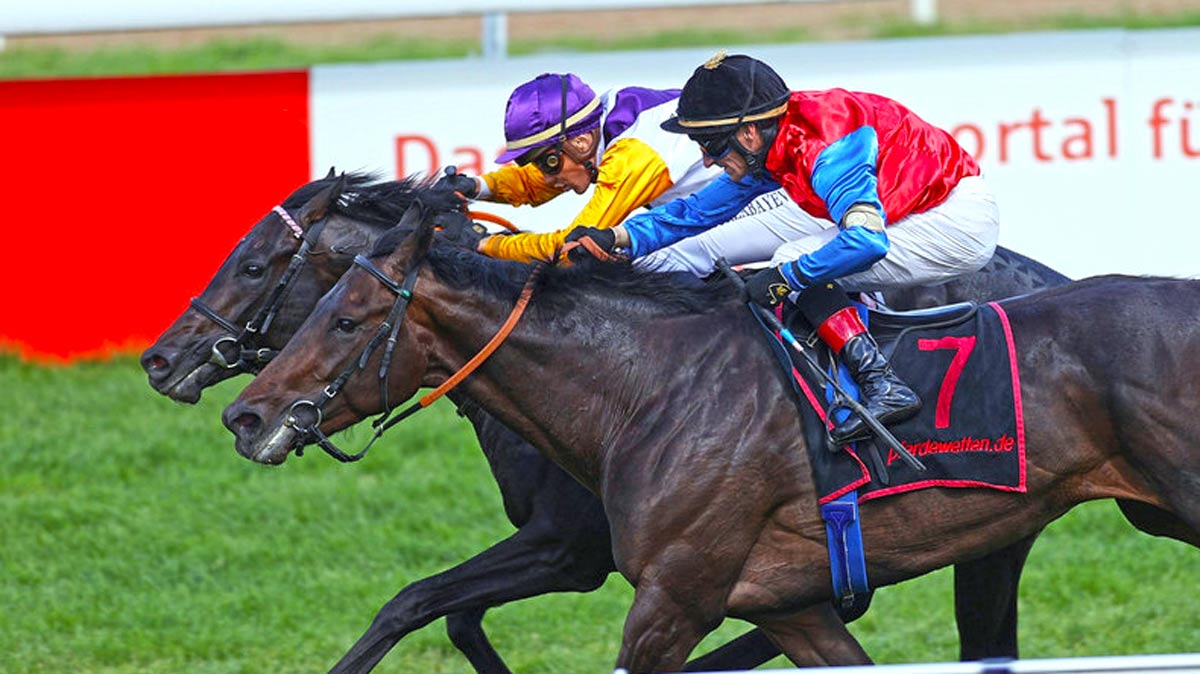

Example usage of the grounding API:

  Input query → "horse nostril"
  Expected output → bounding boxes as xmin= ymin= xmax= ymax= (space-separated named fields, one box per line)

xmin=221 ymin=402 xmax=259 ymax=434
xmin=140 ymin=348 xmax=172 ymax=377
xmin=235 ymin=412 xmax=261 ymax=433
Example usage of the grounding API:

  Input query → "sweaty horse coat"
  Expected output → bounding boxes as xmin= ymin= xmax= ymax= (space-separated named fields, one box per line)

xmin=223 ymin=216 xmax=1200 ymax=672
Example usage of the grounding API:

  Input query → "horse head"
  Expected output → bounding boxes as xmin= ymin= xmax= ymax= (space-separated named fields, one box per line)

xmin=222 ymin=204 xmax=442 ymax=464
xmin=140 ymin=171 xmax=462 ymax=404
xmin=139 ymin=172 xmax=353 ymax=402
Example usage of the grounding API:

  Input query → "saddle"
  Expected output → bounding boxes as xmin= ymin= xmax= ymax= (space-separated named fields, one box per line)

xmin=763 ymin=298 xmax=1026 ymax=502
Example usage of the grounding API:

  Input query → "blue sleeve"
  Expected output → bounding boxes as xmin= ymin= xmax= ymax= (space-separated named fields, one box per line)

xmin=780 ymin=226 xmax=890 ymax=288
xmin=810 ymin=126 xmax=885 ymax=224
xmin=623 ymin=173 xmax=780 ymax=258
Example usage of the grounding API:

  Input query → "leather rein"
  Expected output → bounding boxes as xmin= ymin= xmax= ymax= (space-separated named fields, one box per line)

xmin=283 ymin=251 xmax=545 ymax=463
xmin=189 ymin=206 xmax=520 ymax=375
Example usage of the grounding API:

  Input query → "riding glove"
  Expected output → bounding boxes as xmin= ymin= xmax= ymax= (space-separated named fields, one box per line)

xmin=433 ymin=167 xmax=480 ymax=200
xmin=743 ymin=263 xmax=801 ymax=307
xmin=563 ymin=226 xmax=616 ymax=262
xmin=435 ymin=211 xmax=489 ymax=251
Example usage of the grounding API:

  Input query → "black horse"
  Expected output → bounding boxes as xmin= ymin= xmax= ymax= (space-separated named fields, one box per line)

xmin=222 ymin=214 xmax=1199 ymax=671
xmin=144 ymin=171 xmax=1075 ymax=673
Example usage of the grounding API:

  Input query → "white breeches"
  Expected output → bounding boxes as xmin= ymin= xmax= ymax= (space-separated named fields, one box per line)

xmin=636 ymin=176 xmax=999 ymax=293
xmin=635 ymin=188 xmax=834 ymax=277
xmin=771 ymin=175 xmax=1000 ymax=292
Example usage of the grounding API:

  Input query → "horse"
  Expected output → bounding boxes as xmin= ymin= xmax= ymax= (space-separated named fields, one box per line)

xmin=140 ymin=170 xmax=1087 ymax=672
xmin=141 ymin=170 xmax=779 ymax=672
xmin=141 ymin=170 xmax=445 ymax=404
xmin=221 ymin=211 xmax=1200 ymax=672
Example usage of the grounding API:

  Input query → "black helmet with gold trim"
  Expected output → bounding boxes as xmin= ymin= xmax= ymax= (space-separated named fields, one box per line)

xmin=661 ymin=51 xmax=790 ymax=138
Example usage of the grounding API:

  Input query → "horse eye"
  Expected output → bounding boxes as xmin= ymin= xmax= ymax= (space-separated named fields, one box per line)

xmin=241 ymin=264 xmax=265 ymax=279
xmin=334 ymin=318 xmax=358 ymax=333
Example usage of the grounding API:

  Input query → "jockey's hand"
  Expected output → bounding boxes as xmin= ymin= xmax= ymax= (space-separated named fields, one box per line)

xmin=743 ymin=264 xmax=797 ymax=307
xmin=563 ymin=226 xmax=617 ymax=262
xmin=434 ymin=211 xmax=489 ymax=251
xmin=433 ymin=166 xmax=480 ymax=200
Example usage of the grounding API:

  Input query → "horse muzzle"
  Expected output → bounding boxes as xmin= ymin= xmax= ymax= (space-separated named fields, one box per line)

xmin=141 ymin=343 xmax=228 ymax=404
xmin=222 ymin=400 xmax=300 ymax=465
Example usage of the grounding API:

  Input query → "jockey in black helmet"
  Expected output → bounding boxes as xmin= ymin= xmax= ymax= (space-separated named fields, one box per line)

xmin=569 ymin=51 xmax=999 ymax=445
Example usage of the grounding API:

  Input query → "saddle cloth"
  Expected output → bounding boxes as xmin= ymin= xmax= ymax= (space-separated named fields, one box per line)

xmin=774 ymin=301 xmax=1028 ymax=504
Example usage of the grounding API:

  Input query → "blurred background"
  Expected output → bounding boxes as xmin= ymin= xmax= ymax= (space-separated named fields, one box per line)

xmin=1 ymin=3 xmax=1198 ymax=673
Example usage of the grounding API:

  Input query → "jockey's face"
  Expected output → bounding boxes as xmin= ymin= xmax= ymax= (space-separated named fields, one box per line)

xmin=539 ymin=149 xmax=592 ymax=194
xmin=705 ymin=124 xmax=762 ymax=182
xmin=536 ymin=132 xmax=595 ymax=194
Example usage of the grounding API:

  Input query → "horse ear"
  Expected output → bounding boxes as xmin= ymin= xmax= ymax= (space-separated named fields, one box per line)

xmin=396 ymin=202 xmax=424 ymax=231
xmin=324 ymin=166 xmax=337 ymax=180
xmin=387 ymin=204 xmax=436 ymax=273
xmin=296 ymin=172 xmax=347 ymax=227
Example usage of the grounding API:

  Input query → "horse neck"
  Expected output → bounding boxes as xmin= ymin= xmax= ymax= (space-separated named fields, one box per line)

xmin=417 ymin=276 xmax=774 ymax=492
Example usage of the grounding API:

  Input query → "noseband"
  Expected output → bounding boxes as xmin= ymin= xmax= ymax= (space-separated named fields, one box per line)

xmin=190 ymin=205 xmax=330 ymax=372
xmin=283 ymin=253 xmax=545 ymax=463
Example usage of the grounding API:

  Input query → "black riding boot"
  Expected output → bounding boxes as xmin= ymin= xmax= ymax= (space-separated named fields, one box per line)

xmin=795 ymin=283 xmax=922 ymax=445
xmin=829 ymin=330 xmax=922 ymax=445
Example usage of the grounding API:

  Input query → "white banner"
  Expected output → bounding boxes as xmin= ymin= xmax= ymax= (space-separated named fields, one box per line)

xmin=311 ymin=29 xmax=1200 ymax=280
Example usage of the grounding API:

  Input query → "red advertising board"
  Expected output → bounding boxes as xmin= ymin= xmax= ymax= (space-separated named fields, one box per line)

xmin=0 ymin=71 xmax=310 ymax=361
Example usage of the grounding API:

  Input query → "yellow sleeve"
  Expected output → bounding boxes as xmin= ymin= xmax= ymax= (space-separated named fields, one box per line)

xmin=480 ymin=163 xmax=563 ymax=207
xmin=480 ymin=138 xmax=674 ymax=263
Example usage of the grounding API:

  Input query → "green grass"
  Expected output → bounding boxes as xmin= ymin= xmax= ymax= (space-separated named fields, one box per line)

xmin=872 ymin=9 xmax=1200 ymax=39
xmin=1 ymin=354 xmax=1196 ymax=673
xmin=4 ymin=9 xmax=1200 ymax=80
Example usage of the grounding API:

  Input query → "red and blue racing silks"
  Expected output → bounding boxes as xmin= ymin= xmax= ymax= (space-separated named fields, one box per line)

xmin=623 ymin=88 xmax=979 ymax=287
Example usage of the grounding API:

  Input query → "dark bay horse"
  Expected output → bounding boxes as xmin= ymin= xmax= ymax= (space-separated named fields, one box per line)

xmin=143 ymin=171 xmax=1088 ymax=671
xmin=222 ymin=215 xmax=1200 ymax=672
xmin=141 ymin=171 xmax=778 ymax=672
xmin=141 ymin=170 xmax=446 ymax=404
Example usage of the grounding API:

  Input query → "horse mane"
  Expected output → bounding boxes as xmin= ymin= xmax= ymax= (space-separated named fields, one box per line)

xmin=368 ymin=228 xmax=737 ymax=316
xmin=282 ymin=171 xmax=463 ymax=230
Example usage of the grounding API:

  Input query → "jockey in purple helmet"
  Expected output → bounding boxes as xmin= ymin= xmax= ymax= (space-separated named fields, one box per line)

xmin=436 ymin=72 xmax=737 ymax=263
xmin=568 ymin=52 xmax=1000 ymax=444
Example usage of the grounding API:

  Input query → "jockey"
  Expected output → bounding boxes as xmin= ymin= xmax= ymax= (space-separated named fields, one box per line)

xmin=435 ymin=72 xmax=832 ymax=267
xmin=567 ymin=52 xmax=1000 ymax=444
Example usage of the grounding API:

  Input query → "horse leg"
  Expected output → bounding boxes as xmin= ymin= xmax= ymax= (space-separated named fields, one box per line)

xmin=682 ymin=628 xmax=780 ymax=672
xmin=754 ymin=603 xmax=872 ymax=666
xmin=327 ymin=519 xmax=611 ymax=674
xmin=444 ymin=607 xmax=509 ymax=674
xmin=614 ymin=581 xmax=723 ymax=674
xmin=952 ymin=533 xmax=1038 ymax=660
xmin=1117 ymin=499 xmax=1200 ymax=546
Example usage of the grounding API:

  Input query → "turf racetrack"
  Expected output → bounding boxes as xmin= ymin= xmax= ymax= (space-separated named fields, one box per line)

xmin=1 ymin=355 xmax=1196 ymax=673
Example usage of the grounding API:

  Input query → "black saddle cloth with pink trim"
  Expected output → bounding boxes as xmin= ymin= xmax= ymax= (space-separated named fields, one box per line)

xmin=772 ymin=301 xmax=1028 ymax=504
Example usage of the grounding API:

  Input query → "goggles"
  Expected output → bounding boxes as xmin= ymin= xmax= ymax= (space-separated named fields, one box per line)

xmin=693 ymin=132 xmax=734 ymax=161
xmin=520 ymin=144 xmax=566 ymax=175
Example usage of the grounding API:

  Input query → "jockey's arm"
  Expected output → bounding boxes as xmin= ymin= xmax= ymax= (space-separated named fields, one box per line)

xmin=620 ymin=172 xmax=779 ymax=258
xmin=779 ymin=126 xmax=890 ymax=288
xmin=478 ymin=163 xmax=563 ymax=206
xmin=479 ymin=138 xmax=674 ymax=262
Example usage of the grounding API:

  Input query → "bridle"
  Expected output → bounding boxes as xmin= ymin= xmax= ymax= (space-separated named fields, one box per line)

xmin=282 ymin=247 xmax=544 ymax=463
xmin=189 ymin=205 xmax=331 ymax=372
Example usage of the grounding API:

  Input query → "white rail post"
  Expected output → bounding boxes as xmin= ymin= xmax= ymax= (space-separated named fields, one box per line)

xmin=911 ymin=0 xmax=938 ymax=24
xmin=482 ymin=11 xmax=508 ymax=60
